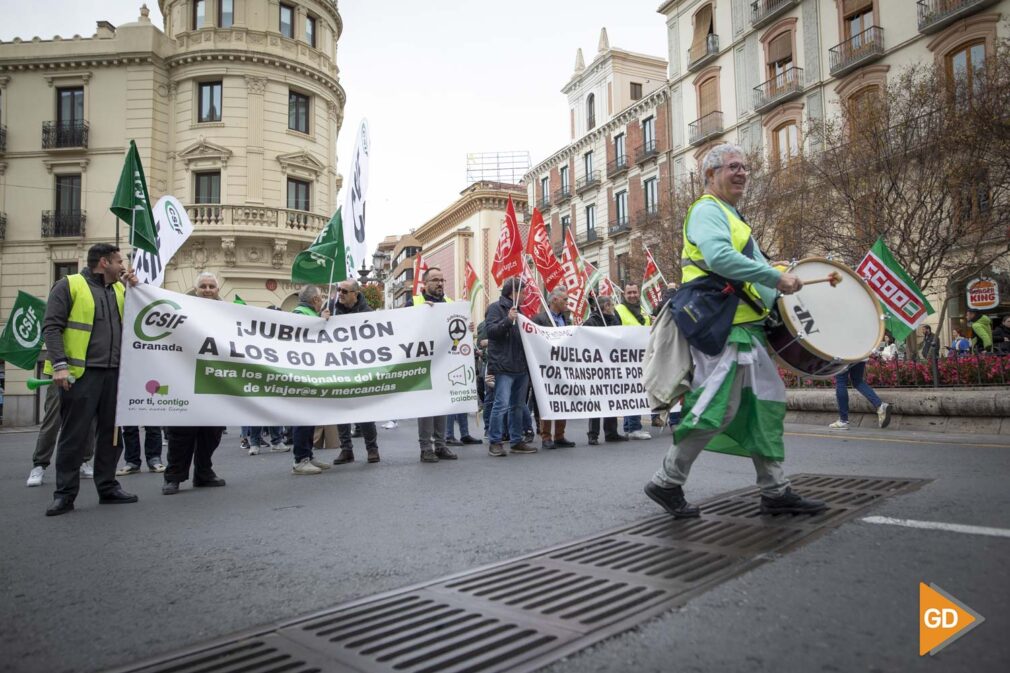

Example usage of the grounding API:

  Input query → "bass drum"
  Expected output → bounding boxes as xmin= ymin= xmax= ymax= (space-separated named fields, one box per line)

xmin=765 ymin=257 xmax=884 ymax=379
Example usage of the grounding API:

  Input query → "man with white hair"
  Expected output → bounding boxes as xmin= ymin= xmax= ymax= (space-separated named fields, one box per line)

xmin=645 ymin=144 xmax=826 ymax=518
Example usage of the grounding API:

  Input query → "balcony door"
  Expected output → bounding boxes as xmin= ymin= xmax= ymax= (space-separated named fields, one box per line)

xmin=57 ymin=87 xmax=84 ymax=126
xmin=55 ymin=174 xmax=81 ymax=214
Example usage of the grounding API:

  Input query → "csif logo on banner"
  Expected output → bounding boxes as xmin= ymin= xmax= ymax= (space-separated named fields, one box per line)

xmin=11 ymin=305 xmax=42 ymax=349
xmin=132 ymin=299 xmax=187 ymax=351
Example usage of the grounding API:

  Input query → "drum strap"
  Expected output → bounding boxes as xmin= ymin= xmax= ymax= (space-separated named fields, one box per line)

xmin=683 ymin=238 xmax=766 ymax=316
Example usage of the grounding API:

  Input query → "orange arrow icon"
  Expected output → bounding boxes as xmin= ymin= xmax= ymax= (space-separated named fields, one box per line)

xmin=920 ymin=583 xmax=985 ymax=656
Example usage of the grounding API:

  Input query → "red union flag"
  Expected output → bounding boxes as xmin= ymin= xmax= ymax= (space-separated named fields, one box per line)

xmin=463 ymin=260 xmax=484 ymax=309
xmin=411 ymin=253 xmax=429 ymax=296
xmin=856 ymin=237 xmax=934 ymax=342
xmin=641 ymin=246 xmax=667 ymax=313
xmin=518 ymin=263 xmax=545 ymax=319
xmin=524 ymin=208 xmax=565 ymax=290
xmin=492 ymin=195 xmax=524 ymax=285
xmin=560 ymin=228 xmax=587 ymax=320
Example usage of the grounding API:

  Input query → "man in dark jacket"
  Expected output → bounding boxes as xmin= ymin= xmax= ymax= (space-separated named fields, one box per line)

xmin=993 ymin=315 xmax=1010 ymax=355
xmin=532 ymin=287 xmax=575 ymax=449
xmin=41 ymin=243 xmax=139 ymax=516
xmin=486 ymin=276 xmax=537 ymax=457
xmin=411 ymin=267 xmax=457 ymax=462
xmin=330 ymin=278 xmax=381 ymax=465
xmin=583 ymin=295 xmax=628 ymax=445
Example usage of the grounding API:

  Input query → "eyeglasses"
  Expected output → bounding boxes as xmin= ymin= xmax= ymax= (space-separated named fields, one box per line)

xmin=337 ymin=288 xmax=353 ymax=294
xmin=721 ymin=162 xmax=750 ymax=174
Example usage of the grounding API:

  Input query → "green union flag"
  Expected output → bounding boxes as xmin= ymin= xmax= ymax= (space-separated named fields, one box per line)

xmin=856 ymin=237 xmax=934 ymax=343
xmin=291 ymin=208 xmax=347 ymax=285
xmin=110 ymin=140 xmax=159 ymax=255
xmin=0 ymin=291 xmax=48 ymax=370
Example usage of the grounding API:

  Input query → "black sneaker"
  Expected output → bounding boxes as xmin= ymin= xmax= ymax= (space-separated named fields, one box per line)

xmin=523 ymin=431 xmax=535 ymax=443
xmin=588 ymin=436 xmax=599 ymax=445
xmin=605 ymin=434 xmax=629 ymax=443
xmin=420 ymin=449 xmax=439 ymax=463
xmin=760 ymin=488 xmax=828 ymax=515
xmin=445 ymin=438 xmax=463 ymax=447
xmin=542 ymin=439 xmax=557 ymax=450
xmin=555 ymin=438 xmax=576 ymax=448
xmin=644 ymin=482 xmax=700 ymax=518
xmin=434 ymin=447 xmax=458 ymax=460
xmin=460 ymin=436 xmax=483 ymax=445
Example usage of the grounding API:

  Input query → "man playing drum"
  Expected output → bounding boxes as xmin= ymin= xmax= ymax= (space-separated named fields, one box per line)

xmin=645 ymin=144 xmax=827 ymax=518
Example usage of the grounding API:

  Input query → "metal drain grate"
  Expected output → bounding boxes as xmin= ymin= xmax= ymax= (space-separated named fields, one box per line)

xmin=112 ymin=474 xmax=928 ymax=673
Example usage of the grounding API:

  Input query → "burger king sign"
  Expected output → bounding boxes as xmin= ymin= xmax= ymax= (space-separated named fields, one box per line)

xmin=966 ymin=277 xmax=999 ymax=311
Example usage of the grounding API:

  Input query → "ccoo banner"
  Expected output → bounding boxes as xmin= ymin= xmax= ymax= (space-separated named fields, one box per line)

xmin=517 ymin=316 xmax=651 ymax=420
xmin=116 ymin=285 xmax=478 ymax=426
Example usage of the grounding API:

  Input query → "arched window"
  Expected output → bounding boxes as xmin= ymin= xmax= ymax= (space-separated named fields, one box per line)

xmin=586 ymin=93 xmax=596 ymax=130
xmin=947 ymin=40 xmax=986 ymax=103
xmin=772 ymin=121 xmax=799 ymax=165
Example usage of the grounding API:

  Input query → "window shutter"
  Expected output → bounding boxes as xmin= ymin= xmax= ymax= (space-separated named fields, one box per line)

xmin=768 ymin=33 xmax=792 ymax=65
xmin=690 ymin=4 xmax=713 ymax=61
xmin=842 ymin=0 xmax=872 ymax=16
xmin=699 ymin=78 xmax=718 ymax=116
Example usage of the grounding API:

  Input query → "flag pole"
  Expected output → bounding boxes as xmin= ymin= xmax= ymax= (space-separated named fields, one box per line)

xmin=527 ymin=257 xmax=551 ymax=318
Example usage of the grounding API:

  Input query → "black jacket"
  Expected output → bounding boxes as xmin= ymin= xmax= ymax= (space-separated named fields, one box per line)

xmin=331 ymin=291 xmax=371 ymax=315
xmin=485 ymin=295 xmax=526 ymax=374
xmin=993 ymin=323 xmax=1010 ymax=354
xmin=532 ymin=309 xmax=568 ymax=328
xmin=584 ymin=311 xmax=621 ymax=327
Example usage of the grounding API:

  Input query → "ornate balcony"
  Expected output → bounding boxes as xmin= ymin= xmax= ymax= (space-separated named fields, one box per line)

xmin=753 ymin=66 xmax=804 ymax=113
xmin=538 ymin=196 xmax=550 ymax=211
xmin=689 ymin=111 xmax=724 ymax=146
xmin=607 ymin=154 xmax=629 ymax=179
xmin=635 ymin=139 xmax=659 ymax=164
xmin=0 ymin=125 xmax=6 ymax=153
xmin=42 ymin=121 xmax=89 ymax=149
xmin=751 ymin=0 xmax=801 ymax=30
xmin=917 ymin=0 xmax=999 ymax=34
xmin=829 ymin=26 xmax=885 ymax=78
xmin=634 ymin=208 xmax=662 ymax=229
xmin=687 ymin=34 xmax=719 ymax=72
xmin=41 ymin=210 xmax=86 ymax=238
xmin=608 ymin=217 xmax=631 ymax=237
xmin=575 ymin=170 xmax=601 ymax=194
xmin=579 ymin=228 xmax=600 ymax=246
xmin=185 ymin=204 xmax=327 ymax=237
xmin=552 ymin=186 xmax=572 ymax=204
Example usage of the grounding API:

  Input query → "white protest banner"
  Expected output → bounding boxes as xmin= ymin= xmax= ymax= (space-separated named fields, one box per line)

xmin=343 ymin=119 xmax=370 ymax=279
xmin=132 ymin=196 xmax=194 ymax=287
xmin=116 ymin=284 xmax=478 ymax=426
xmin=518 ymin=316 xmax=650 ymax=420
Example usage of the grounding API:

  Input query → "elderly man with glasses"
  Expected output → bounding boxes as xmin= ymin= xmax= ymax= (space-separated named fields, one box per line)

xmin=644 ymin=143 xmax=827 ymax=519
xmin=329 ymin=278 xmax=381 ymax=465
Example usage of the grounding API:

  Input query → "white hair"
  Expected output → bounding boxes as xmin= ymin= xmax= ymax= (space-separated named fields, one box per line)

xmin=548 ymin=287 xmax=568 ymax=302
xmin=298 ymin=285 xmax=321 ymax=303
xmin=194 ymin=271 xmax=219 ymax=288
xmin=702 ymin=144 xmax=745 ymax=185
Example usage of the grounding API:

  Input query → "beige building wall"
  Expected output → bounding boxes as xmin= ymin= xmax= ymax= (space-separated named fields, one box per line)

xmin=0 ymin=0 xmax=345 ymax=425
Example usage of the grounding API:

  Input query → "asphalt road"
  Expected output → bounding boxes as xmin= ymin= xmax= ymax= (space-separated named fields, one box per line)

xmin=0 ymin=419 xmax=1007 ymax=673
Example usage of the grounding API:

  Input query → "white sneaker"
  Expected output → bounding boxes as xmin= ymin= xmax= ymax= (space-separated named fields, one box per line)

xmin=877 ymin=402 xmax=892 ymax=429
xmin=828 ymin=420 xmax=849 ymax=430
xmin=292 ymin=458 xmax=322 ymax=475
xmin=309 ymin=458 xmax=332 ymax=470
xmin=26 ymin=466 xmax=45 ymax=487
xmin=382 ymin=420 xmax=398 ymax=429
xmin=628 ymin=430 xmax=652 ymax=440
xmin=79 ymin=461 xmax=94 ymax=479
xmin=248 ymin=445 xmax=259 ymax=455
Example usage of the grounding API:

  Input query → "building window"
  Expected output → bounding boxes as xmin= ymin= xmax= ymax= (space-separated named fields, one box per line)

xmin=615 ymin=190 xmax=628 ymax=224
xmin=845 ymin=85 xmax=880 ymax=120
xmin=193 ymin=0 xmax=207 ymax=29
xmin=194 ymin=172 xmax=221 ymax=204
xmin=198 ymin=81 xmax=222 ymax=123
xmin=644 ymin=178 xmax=658 ymax=214
xmin=560 ymin=165 xmax=569 ymax=192
xmin=614 ymin=133 xmax=626 ymax=162
xmin=55 ymin=174 xmax=82 ymax=213
xmin=689 ymin=3 xmax=715 ymax=64
xmin=288 ymin=91 xmax=310 ymax=133
xmin=219 ymin=0 xmax=234 ymax=28
xmin=586 ymin=93 xmax=596 ymax=130
xmin=54 ymin=261 xmax=79 ymax=282
xmin=698 ymin=76 xmax=718 ymax=118
xmin=287 ymin=178 xmax=311 ymax=211
xmin=616 ymin=253 xmax=630 ymax=286
xmin=772 ymin=121 xmax=800 ymax=165
xmin=843 ymin=0 xmax=873 ymax=44
xmin=561 ymin=215 xmax=571 ymax=239
xmin=279 ymin=3 xmax=294 ymax=38
xmin=584 ymin=150 xmax=594 ymax=176
xmin=56 ymin=87 xmax=84 ymax=125
xmin=539 ymin=176 xmax=549 ymax=205
xmin=947 ymin=40 xmax=986 ymax=104
xmin=306 ymin=15 xmax=317 ymax=47
xmin=585 ymin=204 xmax=596 ymax=234
xmin=767 ymin=31 xmax=793 ymax=82
xmin=631 ymin=82 xmax=643 ymax=100
xmin=643 ymin=116 xmax=655 ymax=148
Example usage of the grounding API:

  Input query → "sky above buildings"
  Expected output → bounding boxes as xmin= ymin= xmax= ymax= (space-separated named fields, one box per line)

xmin=0 ymin=0 xmax=669 ymax=262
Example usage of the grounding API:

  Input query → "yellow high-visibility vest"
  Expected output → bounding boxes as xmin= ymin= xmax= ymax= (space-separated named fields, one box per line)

xmin=43 ymin=273 xmax=125 ymax=379
xmin=615 ymin=303 xmax=652 ymax=326
xmin=413 ymin=294 xmax=453 ymax=305
xmin=681 ymin=195 xmax=768 ymax=325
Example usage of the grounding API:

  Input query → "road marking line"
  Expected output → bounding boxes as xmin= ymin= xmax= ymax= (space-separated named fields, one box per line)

xmin=862 ymin=516 xmax=1010 ymax=538
xmin=785 ymin=430 xmax=1010 ymax=449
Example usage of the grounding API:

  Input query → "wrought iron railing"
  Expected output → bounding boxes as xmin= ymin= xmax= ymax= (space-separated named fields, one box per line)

xmin=754 ymin=66 xmax=804 ymax=112
xmin=688 ymin=111 xmax=724 ymax=146
xmin=580 ymin=228 xmax=600 ymax=245
xmin=687 ymin=33 xmax=719 ymax=71
xmin=634 ymin=208 xmax=661 ymax=229
xmin=608 ymin=217 xmax=630 ymax=236
xmin=607 ymin=154 xmax=629 ymax=178
xmin=635 ymin=139 xmax=659 ymax=164
xmin=42 ymin=120 xmax=89 ymax=149
xmin=829 ymin=26 xmax=885 ymax=77
xmin=751 ymin=0 xmax=800 ymax=29
xmin=917 ymin=0 xmax=998 ymax=34
xmin=41 ymin=210 xmax=86 ymax=237
xmin=553 ymin=186 xmax=572 ymax=204
xmin=575 ymin=171 xmax=601 ymax=193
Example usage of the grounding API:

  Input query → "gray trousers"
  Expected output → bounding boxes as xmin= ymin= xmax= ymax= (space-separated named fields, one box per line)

xmin=32 ymin=382 xmax=95 ymax=468
xmin=417 ymin=416 xmax=447 ymax=451
xmin=652 ymin=368 xmax=790 ymax=497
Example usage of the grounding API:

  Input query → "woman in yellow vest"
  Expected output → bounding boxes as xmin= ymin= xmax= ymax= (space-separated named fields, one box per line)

xmin=643 ymin=144 xmax=826 ymax=519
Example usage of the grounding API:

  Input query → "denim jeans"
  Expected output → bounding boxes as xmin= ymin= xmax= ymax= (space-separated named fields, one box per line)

xmin=292 ymin=426 xmax=316 ymax=462
xmin=482 ymin=394 xmax=493 ymax=434
xmin=835 ymin=361 xmax=882 ymax=422
xmin=447 ymin=413 xmax=470 ymax=440
xmin=624 ymin=416 xmax=643 ymax=433
xmin=122 ymin=426 xmax=163 ymax=467
xmin=488 ymin=372 xmax=529 ymax=445
xmin=241 ymin=426 xmax=265 ymax=444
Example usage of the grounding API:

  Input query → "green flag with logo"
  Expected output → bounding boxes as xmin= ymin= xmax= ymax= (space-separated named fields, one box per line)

xmin=291 ymin=208 xmax=347 ymax=285
xmin=110 ymin=139 xmax=159 ymax=255
xmin=0 ymin=291 xmax=48 ymax=370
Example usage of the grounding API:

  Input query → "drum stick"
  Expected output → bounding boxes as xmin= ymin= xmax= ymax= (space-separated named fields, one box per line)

xmin=803 ymin=272 xmax=843 ymax=287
